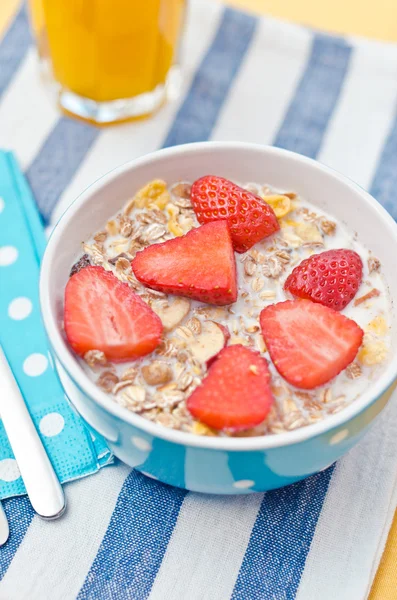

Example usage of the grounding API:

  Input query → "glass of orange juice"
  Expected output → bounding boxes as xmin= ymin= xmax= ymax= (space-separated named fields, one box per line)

xmin=28 ymin=0 xmax=186 ymax=124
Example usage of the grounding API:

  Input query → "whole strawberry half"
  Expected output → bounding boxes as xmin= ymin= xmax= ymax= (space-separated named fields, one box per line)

xmin=260 ymin=299 xmax=363 ymax=390
xmin=132 ymin=221 xmax=237 ymax=305
xmin=187 ymin=345 xmax=274 ymax=431
xmin=190 ymin=175 xmax=279 ymax=253
xmin=284 ymin=249 xmax=363 ymax=310
xmin=64 ymin=266 xmax=163 ymax=362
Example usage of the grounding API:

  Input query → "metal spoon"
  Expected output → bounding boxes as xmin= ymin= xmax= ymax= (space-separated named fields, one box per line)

xmin=0 ymin=346 xmax=65 ymax=520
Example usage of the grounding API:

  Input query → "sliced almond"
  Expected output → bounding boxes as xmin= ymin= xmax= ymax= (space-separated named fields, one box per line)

xmin=151 ymin=297 xmax=191 ymax=331
xmin=189 ymin=320 xmax=227 ymax=363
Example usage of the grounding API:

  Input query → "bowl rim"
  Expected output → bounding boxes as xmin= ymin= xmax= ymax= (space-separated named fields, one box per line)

xmin=40 ymin=141 xmax=397 ymax=451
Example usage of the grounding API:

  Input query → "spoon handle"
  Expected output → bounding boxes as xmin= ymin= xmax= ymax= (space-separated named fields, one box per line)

xmin=0 ymin=347 xmax=65 ymax=520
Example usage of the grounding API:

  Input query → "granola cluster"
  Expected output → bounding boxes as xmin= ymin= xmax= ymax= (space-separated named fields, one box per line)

xmin=77 ymin=179 xmax=391 ymax=437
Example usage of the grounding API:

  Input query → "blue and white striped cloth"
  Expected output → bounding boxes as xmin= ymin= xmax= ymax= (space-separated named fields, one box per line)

xmin=1 ymin=2 xmax=397 ymax=598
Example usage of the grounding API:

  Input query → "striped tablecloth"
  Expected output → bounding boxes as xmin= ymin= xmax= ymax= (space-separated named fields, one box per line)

xmin=1 ymin=2 xmax=397 ymax=599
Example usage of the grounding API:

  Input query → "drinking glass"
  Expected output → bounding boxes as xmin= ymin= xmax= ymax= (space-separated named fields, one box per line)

xmin=28 ymin=0 xmax=186 ymax=124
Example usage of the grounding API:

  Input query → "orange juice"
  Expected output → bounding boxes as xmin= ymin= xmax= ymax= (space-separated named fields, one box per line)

xmin=29 ymin=0 xmax=186 ymax=121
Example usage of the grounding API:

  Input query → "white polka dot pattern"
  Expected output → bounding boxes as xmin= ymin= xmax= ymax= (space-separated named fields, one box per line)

xmin=8 ymin=297 xmax=33 ymax=320
xmin=39 ymin=413 xmax=65 ymax=437
xmin=0 ymin=246 xmax=18 ymax=266
xmin=0 ymin=197 xmax=4 ymax=213
xmin=23 ymin=353 xmax=48 ymax=377
xmin=131 ymin=436 xmax=152 ymax=452
xmin=233 ymin=480 xmax=255 ymax=489
xmin=329 ymin=429 xmax=349 ymax=445
xmin=0 ymin=459 xmax=21 ymax=482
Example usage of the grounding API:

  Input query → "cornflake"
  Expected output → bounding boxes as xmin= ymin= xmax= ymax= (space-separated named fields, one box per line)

xmin=295 ymin=222 xmax=323 ymax=245
xmin=358 ymin=340 xmax=388 ymax=366
xmin=261 ymin=194 xmax=291 ymax=218
xmin=365 ymin=315 xmax=388 ymax=336
xmin=133 ymin=179 xmax=170 ymax=209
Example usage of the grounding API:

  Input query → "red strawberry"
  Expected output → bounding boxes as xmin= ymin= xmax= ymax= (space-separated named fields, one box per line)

xmin=260 ymin=299 xmax=363 ymax=390
xmin=64 ymin=266 xmax=162 ymax=362
xmin=284 ymin=249 xmax=363 ymax=311
xmin=186 ymin=345 xmax=274 ymax=431
xmin=191 ymin=175 xmax=279 ymax=253
xmin=132 ymin=221 xmax=237 ymax=305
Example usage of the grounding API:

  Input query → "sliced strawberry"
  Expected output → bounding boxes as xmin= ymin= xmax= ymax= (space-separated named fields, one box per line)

xmin=64 ymin=266 xmax=162 ymax=362
xmin=186 ymin=345 xmax=274 ymax=431
xmin=260 ymin=299 xmax=364 ymax=390
xmin=132 ymin=221 xmax=237 ymax=305
xmin=191 ymin=175 xmax=279 ymax=253
xmin=284 ymin=249 xmax=363 ymax=311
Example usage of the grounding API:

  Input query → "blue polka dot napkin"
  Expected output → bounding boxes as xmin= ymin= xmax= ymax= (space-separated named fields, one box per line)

xmin=0 ymin=150 xmax=113 ymax=500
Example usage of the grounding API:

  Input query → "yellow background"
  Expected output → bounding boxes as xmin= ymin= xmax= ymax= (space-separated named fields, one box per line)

xmin=0 ymin=1 xmax=396 ymax=598
xmin=220 ymin=0 xmax=397 ymax=42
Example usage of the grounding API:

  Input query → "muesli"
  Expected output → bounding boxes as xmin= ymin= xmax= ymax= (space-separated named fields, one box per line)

xmin=63 ymin=176 xmax=391 ymax=437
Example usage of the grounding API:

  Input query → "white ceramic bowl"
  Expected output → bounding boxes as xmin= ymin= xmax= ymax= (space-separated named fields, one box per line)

xmin=40 ymin=142 xmax=397 ymax=494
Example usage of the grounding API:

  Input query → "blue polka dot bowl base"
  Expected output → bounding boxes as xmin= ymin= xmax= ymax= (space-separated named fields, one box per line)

xmin=40 ymin=142 xmax=397 ymax=494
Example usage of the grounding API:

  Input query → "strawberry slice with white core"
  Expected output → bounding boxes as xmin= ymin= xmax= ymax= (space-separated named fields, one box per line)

xmin=64 ymin=265 xmax=163 ymax=362
xmin=259 ymin=299 xmax=364 ymax=389
xmin=132 ymin=221 xmax=237 ymax=305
